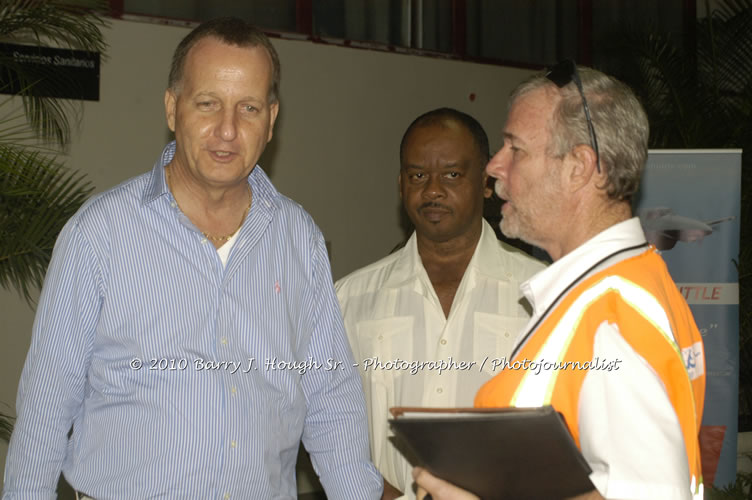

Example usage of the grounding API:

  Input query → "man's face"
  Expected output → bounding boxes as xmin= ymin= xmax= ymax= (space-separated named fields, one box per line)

xmin=485 ymin=87 xmax=563 ymax=247
xmin=165 ymin=37 xmax=279 ymax=190
xmin=400 ymin=121 xmax=487 ymax=244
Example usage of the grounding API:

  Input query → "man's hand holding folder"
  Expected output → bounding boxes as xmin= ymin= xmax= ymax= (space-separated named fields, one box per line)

xmin=412 ymin=468 xmax=605 ymax=500
xmin=388 ymin=406 xmax=595 ymax=500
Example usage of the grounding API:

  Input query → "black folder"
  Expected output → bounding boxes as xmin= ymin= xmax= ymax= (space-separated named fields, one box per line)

xmin=388 ymin=405 xmax=594 ymax=500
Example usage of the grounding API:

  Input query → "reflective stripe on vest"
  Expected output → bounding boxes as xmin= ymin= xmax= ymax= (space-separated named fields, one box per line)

xmin=511 ymin=275 xmax=678 ymax=408
xmin=475 ymin=248 xmax=705 ymax=498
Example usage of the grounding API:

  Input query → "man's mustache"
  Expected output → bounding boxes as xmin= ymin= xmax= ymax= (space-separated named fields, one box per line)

xmin=419 ymin=202 xmax=453 ymax=212
xmin=494 ymin=180 xmax=508 ymax=200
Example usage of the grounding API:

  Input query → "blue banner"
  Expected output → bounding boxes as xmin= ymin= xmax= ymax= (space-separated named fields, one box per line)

xmin=635 ymin=150 xmax=741 ymax=488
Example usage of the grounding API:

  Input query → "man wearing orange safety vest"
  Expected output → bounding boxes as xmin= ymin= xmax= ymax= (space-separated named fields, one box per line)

xmin=413 ymin=61 xmax=705 ymax=500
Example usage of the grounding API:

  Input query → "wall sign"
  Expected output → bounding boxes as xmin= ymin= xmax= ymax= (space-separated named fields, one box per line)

xmin=0 ymin=43 xmax=100 ymax=101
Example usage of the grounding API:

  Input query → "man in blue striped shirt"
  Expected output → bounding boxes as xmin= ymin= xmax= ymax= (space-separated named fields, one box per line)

xmin=3 ymin=18 xmax=382 ymax=499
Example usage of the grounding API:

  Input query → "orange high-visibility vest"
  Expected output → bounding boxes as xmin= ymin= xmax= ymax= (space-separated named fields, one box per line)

xmin=475 ymin=247 xmax=705 ymax=497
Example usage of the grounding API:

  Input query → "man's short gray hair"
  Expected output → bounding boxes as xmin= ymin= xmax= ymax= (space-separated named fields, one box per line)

xmin=510 ymin=66 xmax=649 ymax=201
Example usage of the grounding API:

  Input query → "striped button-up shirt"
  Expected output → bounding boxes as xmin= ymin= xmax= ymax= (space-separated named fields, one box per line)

xmin=3 ymin=142 xmax=381 ymax=499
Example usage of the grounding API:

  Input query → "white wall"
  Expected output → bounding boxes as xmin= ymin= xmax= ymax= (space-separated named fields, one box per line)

xmin=0 ymin=17 xmax=533 ymax=489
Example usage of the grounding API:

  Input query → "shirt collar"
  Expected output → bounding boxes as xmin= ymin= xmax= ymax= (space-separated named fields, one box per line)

xmin=473 ymin=220 xmax=526 ymax=282
xmin=382 ymin=220 xmax=511 ymax=288
xmin=142 ymin=141 xmax=177 ymax=204
xmin=141 ymin=141 xmax=280 ymax=214
xmin=382 ymin=231 xmax=422 ymax=288
xmin=521 ymin=217 xmax=648 ymax=317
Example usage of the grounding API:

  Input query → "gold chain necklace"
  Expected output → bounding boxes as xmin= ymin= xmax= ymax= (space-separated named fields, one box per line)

xmin=165 ymin=166 xmax=252 ymax=243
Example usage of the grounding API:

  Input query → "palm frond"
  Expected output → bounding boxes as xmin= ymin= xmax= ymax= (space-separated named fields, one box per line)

xmin=0 ymin=101 xmax=41 ymax=143
xmin=697 ymin=0 xmax=752 ymax=149
xmin=0 ymin=68 xmax=82 ymax=146
xmin=0 ymin=411 xmax=14 ymax=442
xmin=0 ymin=0 xmax=108 ymax=146
xmin=0 ymin=142 xmax=93 ymax=304
xmin=623 ymin=32 xmax=699 ymax=147
xmin=0 ymin=0 xmax=109 ymax=52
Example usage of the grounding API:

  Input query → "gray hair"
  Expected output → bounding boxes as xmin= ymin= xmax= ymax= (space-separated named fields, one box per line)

xmin=510 ymin=66 xmax=649 ymax=201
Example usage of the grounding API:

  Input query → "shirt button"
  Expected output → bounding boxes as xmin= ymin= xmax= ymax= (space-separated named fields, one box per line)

xmin=231 ymin=440 xmax=237 ymax=448
xmin=224 ymin=493 xmax=230 ymax=500
xmin=440 ymin=339 xmax=447 ymax=345
xmin=170 ymin=202 xmax=177 ymax=208
xmin=504 ymin=332 xmax=510 ymax=338
xmin=436 ymin=387 xmax=443 ymax=394
xmin=377 ymin=335 xmax=384 ymax=341
xmin=201 ymin=238 xmax=208 ymax=244
xmin=221 ymin=337 xmax=228 ymax=345
xmin=231 ymin=386 xmax=237 ymax=395
xmin=506 ymin=272 xmax=512 ymax=279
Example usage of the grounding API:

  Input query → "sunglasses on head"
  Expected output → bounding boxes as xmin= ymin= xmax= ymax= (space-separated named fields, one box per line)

xmin=545 ymin=59 xmax=601 ymax=173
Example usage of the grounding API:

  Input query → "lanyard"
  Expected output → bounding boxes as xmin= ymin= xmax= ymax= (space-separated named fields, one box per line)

xmin=509 ymin=242 xmax=649 ymax=361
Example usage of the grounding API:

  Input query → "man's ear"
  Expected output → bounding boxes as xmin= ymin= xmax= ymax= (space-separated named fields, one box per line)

xmin=566 ymin=144 xmax=599 ymax=192
xmin=267 ymin=100 xmax=280 ymax=143
xmin=482 ymin=171 xmax=492 ymax=198
xmin=165 ymin=89 xmax=177 ymax=133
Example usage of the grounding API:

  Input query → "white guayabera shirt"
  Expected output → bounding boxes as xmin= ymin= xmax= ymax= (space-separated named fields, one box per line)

xmin=336 ymin=221 xmax=545 ymax=499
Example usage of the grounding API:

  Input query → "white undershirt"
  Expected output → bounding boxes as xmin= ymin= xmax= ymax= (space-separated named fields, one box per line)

xmin=216 ymin=230 xmax=240 ymax=267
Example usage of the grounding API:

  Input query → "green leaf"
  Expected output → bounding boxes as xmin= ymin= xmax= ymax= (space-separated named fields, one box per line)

xmin=0 ymin=143 xmax=93 ymax=304
xmin=0 ymin=0 xmax=109 ymax=146
xmin=0 ymin=411 xmax=14 ymax=442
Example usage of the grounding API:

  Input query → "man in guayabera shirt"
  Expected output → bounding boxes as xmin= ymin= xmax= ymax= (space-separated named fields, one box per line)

xmin=336 ymin=107 xmax=544 ymax=499
xmin=3 ymin=17 xmax=381 ymax=500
